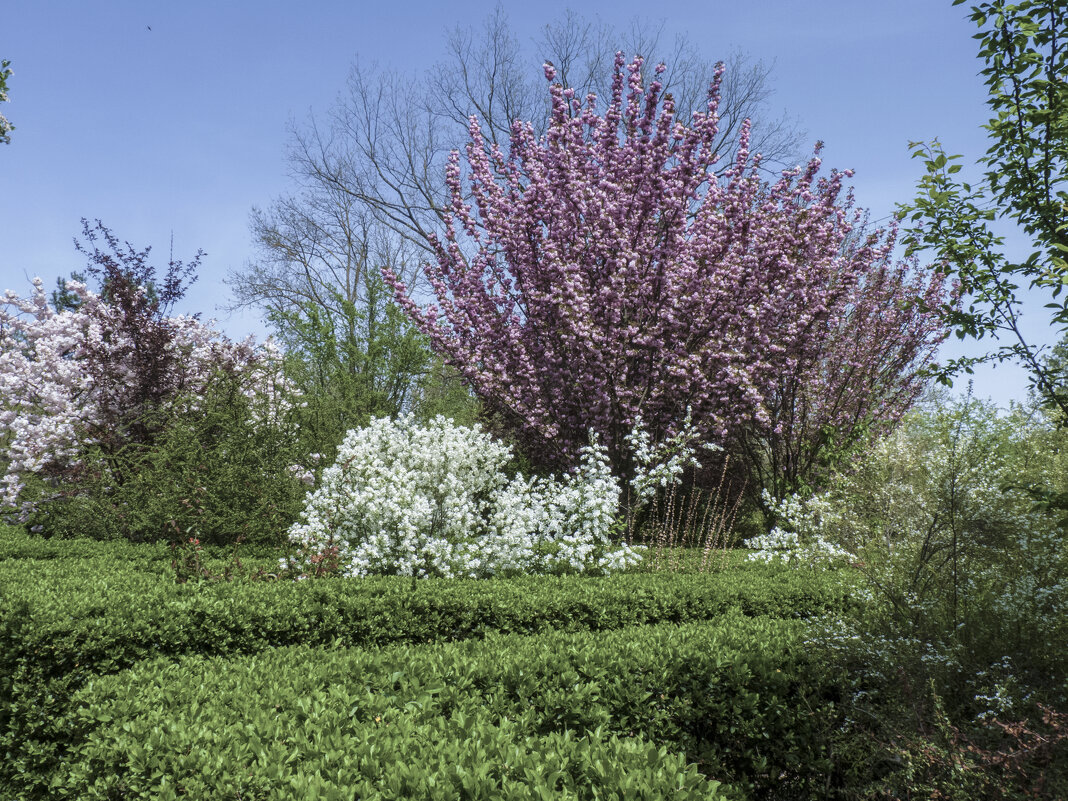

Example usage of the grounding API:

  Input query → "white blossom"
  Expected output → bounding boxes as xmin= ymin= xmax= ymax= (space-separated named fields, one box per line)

xmin=285 ymin=415 xmax=642 ymax=578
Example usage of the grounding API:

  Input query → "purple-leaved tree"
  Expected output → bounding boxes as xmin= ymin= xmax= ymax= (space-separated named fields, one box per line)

xmin=387 ymin=53 xmax=948 ymax=485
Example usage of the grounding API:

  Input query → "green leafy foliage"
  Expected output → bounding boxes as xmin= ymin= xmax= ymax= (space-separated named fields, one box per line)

xmin=268 ymin=275 xmax=480 ymax=471
xmin=754 ymin=392 xmax=1068 ymax=799
xmin=0 ymin=531 xmax=852 ymax=799
xmin=902 ymin=0 xmax=1068 ymax=412
xmin=59 ymin=616 xmax=846 ymax=799
xmin=788 ymin=392 xmax=1066 ymax=686
xmin=20 ymin=369 xmax=311 ymax=546
xmin=272 ymin=279 xmax=427 ymax=461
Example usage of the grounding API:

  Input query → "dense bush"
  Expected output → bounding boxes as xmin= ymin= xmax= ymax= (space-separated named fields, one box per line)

xmin=745 ymin=392 xmax=1068 ymax=799
xmin=286 ymin=415 xmax=642 ymax=578
xmin=74 ymin=721 xmax=725 ymax=801
xmin=59 ymin=615 xmax=846 ymax=800
xmin=16 ymin=370 xmax=311 ymax=546
xmin=0 ymin=522 xmax=168 ymax=562
xmin=750 ymin=393 xmax=1067 ymax=685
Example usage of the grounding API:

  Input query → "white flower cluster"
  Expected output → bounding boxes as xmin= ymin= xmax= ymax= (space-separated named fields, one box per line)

xmin=744 ymin=490 xmax=855 ymax=566
xmin=285 ymin=415 xmax=642 ymax=578
xmin=625 ymin=409 xmax=721 ymax=503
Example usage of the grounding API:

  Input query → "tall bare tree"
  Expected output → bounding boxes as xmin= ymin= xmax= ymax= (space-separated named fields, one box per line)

xmin=260 ymin=7 xmax=805 ymax=265
xmin=230 ymin=177 xmax=436 ymax=433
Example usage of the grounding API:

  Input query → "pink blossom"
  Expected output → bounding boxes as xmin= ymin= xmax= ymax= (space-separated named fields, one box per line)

xmin=385 ymin=53 xmax=950 ymax=482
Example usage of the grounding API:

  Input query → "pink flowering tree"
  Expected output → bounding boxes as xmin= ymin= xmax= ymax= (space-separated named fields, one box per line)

xmin=386 ymin=53 xmax=948 ymax=486
xmin=0 ymin=221 xmax=293 ymax=531
xmin=735 ymin=234 xmax=951 ymax=511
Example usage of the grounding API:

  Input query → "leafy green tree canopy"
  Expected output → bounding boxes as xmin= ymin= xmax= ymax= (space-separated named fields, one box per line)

xmin=901 ymin=0 xmax=1068 ymax=416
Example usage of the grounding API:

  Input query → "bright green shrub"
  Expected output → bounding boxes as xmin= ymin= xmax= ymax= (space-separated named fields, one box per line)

xmin=0 ymin=524 xmax=169 ymax=562
xmin=59 ymin=616 xmax=845 ymax=799
xmin=0 ymin=526 xmax=285 ymax=578
xmin=0 ymin=553 xmax=853 ymax=799
xmin=66 ymin=719 xmax=725 ymax=800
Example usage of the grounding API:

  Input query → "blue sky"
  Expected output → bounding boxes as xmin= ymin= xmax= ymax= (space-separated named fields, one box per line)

xmin=0 ymin=0 xmax=1046 ymax=407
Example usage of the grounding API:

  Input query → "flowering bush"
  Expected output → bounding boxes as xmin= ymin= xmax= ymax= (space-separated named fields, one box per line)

xmin=735 ymin=246 xmax=951 ymax=511
xmin=746 ymin=392 xmax=1068 ymax=799
xmin=748 ymin=392 xmax=1068 ymax=755
xmin=285 ymin=415 xmax=642 ymax=578
xmin=743 ymin=491 xmax=854 ymax=567
xmin=0 ymin=222 xmax=305 ymax=542
xmin=746 ymin=394 xmax=1065 ymax=615
xmin=0 ymin=277 xmax=290 ymax=514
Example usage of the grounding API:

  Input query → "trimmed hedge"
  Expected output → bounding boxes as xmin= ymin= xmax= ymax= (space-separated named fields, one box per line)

xmin=59 ymin=615 xmax=844 ymax=800
xmin=0 ymin=524 xmax=280 ymax=567
xmin=0 ymin=530 xmax=856 ymax=798
xmin=1 ymin=559 xmax=853 ymax=693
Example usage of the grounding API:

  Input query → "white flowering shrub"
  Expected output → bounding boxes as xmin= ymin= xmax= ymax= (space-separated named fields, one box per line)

xmin=749 ymin=392 xmax=1068 ymax=719
xmin=744 ymin=490 xmax=855 ymax=567
xmin=624 ymin=409 xmax=722 ymax=503
xmin=285 ymin=415 xmax=642 ymax=578
xmin=747 ymin=394 xmax=1063 ymax=569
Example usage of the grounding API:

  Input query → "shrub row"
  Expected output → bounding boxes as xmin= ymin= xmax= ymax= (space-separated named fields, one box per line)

xmin=1 ymin=561 xmax=852 ymax=635
xmin=0 ymin=524 xmax=167 ymax=562
xmin=58 ymin=614 xmax=846 ymax=800
xmin=0 ymin=559 xmax=853 ymax=799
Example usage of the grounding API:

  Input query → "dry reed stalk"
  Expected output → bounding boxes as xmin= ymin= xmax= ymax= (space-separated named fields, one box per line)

xmin=627 ymin=457 xmax=744 ymax=573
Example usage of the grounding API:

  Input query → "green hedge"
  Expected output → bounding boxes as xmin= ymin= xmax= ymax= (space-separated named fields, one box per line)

xmin=0 ymin=531 xmax=855 ymax=798
xmin=1 ymin=577 xmax=851 ymax=799
xmin=57 ymin=615 xmax=844 ymax=800
xmin=0 ymin=524 xmax=280 ymax=566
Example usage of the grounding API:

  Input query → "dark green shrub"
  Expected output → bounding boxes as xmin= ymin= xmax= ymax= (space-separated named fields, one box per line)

xmin=22 ymin=367 xmax=311 ymax=547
